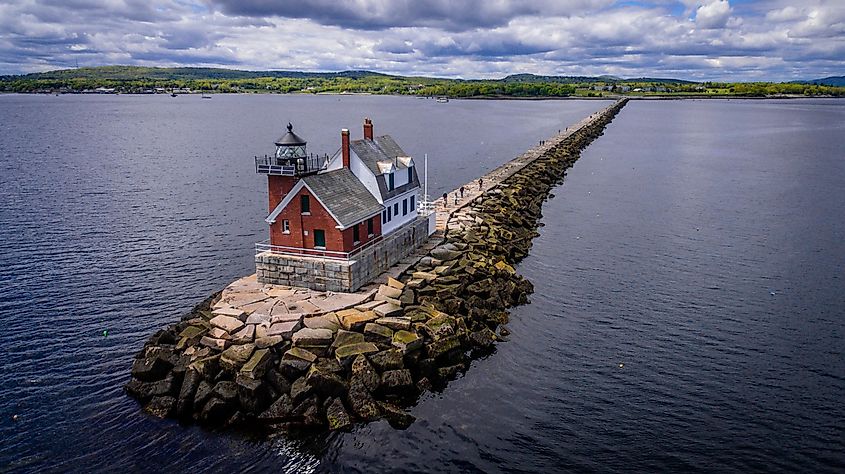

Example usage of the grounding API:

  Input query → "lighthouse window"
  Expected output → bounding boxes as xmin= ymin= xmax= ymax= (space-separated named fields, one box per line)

xmin=394 ymin=202 xmax=399 ymax=216
xmin=367 ymin=217 xmax=374 ymax=237
xmin=300 ymin=195 xmax=310 ymax=214
xmin=382 ymin=210 xmax=387 ymax=223
xmin=387 ymin=206 xmax=391 ymax=221
xmin=387 ymin=172 xmax=395 ymax=191
xmin=410 ymin=195 xmax=416 ymax=211
xmin=282 ymin=220 xmax=290 ymax=234
xmin=353 ymin=225 xmax=360 ymax=245
xmin=403 ymin=199 xmax=408 ymax=216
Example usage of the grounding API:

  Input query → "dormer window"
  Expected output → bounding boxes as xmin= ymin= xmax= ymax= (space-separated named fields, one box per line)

xmin=408 ymin=166 xmax=413 ymax=183
xmin=300 ymin=195 xmax=310 ymax=214
xmin=388 ymin=172 xmax=395 ymax=191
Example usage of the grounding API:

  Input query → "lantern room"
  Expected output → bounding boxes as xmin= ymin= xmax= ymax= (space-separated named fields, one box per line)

xmin=255 ymin=123 xmax=327 ymax=177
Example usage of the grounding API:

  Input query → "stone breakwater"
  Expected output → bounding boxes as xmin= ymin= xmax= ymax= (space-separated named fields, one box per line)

xmin=125 ymin=99 xmax=628 ymax=432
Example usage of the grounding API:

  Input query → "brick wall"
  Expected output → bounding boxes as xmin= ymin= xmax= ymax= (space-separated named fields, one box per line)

xmin=269 ymin=187 xmax=344 ymax=251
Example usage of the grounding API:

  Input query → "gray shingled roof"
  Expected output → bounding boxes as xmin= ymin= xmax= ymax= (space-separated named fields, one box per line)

xmin=302 ymin=168 xmax=383 ymax=229
xmin=350 ymin=135 xmax=410 ymax=176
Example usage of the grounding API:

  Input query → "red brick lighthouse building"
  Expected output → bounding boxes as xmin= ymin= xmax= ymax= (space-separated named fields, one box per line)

xmin=254 ymin=119 xmax=428 ymax=286
xmin=256 ymin=122 xmax=386 ymax=256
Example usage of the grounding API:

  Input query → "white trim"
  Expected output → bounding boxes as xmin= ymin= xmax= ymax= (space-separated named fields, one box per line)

xmin=265 ymin=180 xmax=307 ymax=224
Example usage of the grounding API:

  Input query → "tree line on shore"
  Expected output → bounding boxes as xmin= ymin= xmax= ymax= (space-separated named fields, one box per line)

xmin=2 ymin=66 xmax=842 ymax=97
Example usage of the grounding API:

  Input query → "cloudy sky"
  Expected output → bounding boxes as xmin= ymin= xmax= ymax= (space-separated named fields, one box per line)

xmin=0 ymin=0 xmax=842 ymax=80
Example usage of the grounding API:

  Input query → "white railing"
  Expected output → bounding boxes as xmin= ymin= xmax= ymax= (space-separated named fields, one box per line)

xmin=255 ymin=241 xmax=353 ymax=260
xmin=255 ymin=217 xmax=426 ymax=261
xmin=418 ymin=199 xmax=436 ymax=216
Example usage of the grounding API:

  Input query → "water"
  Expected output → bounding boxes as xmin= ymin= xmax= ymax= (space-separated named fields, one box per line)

xmin=0 ymin=94 xmax=607 ymax=472
xmin=321 ymin=99 xmax=845 ymax=473
xmin=0 ymin=96 xmax=842 ymax=473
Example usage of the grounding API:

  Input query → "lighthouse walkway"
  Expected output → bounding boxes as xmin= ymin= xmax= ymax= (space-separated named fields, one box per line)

xmin=432 ymin=102 xmax=618 ymax=231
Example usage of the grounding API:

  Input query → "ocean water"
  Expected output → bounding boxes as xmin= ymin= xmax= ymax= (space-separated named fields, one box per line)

xmin=0 ymin=94 xmax=607 ymax=472
xmin=0 ymin=95 xmax=842 ymax=472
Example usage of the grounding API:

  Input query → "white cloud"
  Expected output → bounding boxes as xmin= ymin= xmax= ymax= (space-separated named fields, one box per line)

xmin=0 ymin=0 xmax=843 ymax=82
xmin=695 ymin=0 xmax=732 ymax=29
xmin=766 ymin=6 xmax=805 ymax=23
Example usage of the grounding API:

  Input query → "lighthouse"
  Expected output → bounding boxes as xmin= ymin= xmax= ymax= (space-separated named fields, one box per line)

xmin=255 ymin=118 xmax=431 ymax=292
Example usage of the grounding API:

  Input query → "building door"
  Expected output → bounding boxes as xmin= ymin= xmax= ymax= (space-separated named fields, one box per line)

xmin=314 ymin=229 xmax=326 ymax=248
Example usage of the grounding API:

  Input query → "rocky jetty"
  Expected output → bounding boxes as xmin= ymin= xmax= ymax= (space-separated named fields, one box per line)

xmin=125 ymin=99 xmax=628 ymax=432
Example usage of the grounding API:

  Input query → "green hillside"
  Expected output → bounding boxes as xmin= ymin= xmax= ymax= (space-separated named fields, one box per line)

xmin=1 ymin=65 xmax=843 ymax=97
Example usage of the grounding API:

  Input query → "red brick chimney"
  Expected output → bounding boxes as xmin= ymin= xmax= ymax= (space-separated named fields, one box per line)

xmin=363 ymin=118 xmax=373 ymax=140
xmin=341 ymin=128 xmax=350 ymax=168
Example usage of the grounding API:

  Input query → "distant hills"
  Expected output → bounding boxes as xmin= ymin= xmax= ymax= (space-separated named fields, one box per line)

xmin=805 ymin=76 xmax=845 ymax=87
xmin=3 ymin=66 xmax=701 ymax=84
xmin=502 ymin=73 xmax=696 ymax=84
xmin=1 ymin=66 xmax=398 ymax=81
xmin=1 ymin=66 xmax=843 ymax=97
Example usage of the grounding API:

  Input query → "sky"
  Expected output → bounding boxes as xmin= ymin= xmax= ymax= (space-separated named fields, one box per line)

xmin=0 ymin=0 xmax=842 ymax=81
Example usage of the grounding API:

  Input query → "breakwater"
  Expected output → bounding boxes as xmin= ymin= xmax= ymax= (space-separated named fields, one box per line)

xmin=125 ymin=99 xmax=628 ymax=432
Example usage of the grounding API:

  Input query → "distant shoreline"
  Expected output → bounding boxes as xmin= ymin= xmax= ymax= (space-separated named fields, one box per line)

xmin=2 ymin=91 xmax=842 ymax=100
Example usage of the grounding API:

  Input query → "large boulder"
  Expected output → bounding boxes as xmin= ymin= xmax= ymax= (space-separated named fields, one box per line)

xmin=176 ymin=369 xmax=201 ymax=418
xmin=326 ymin=397 xmax=352 ymax=431
xmin=469 ymin=327 xmax=497 ymax=349
xmin=379 ymin=369 xmax=414 ymax=396
xmin=144 ymin=396 xmax=177 ymax=418
xmin=212 ymin=381 xmax=238 ymax=401
xmin=193 ymin=380 xmax=213 ymax=410
xmin=376 ymin=317 xmax=412 ymax=332
xmin=209 ymin=315 xmax=245 ymax=334
xmin=305 ymin=366 xmax=348 ymax=398
xmin=240 ymin=348 xmax=272 ymax=379
xmin=283 ymin=347 xmax=318 ymax=364
xmin=330 ymin=330 xmax=364 ymax=353
xmin=292 ymin=328 xmax=333 ymax=347
xmin=188 ymin=354 xmax=221 ymax=380
xmin=346 ymin=382 xmax=381 ymax=421
xmin=392 ymin=330 xmax=423 ymax=353
xmin=373 ymin=303 xmax=402 ymax=318
xmin=200 ymin=397 xmax=235 ymax=425
xmin=377 ymin=285 xmax=402 ymax=300
xmin=124 ymin=374 xmax=179 ymax=402
xmin=290 ymin=377 xmax=312 ymax=403
xmin=431 ymin=247 xmax=462 ymax=261
xmin=220 ymin=343 xmax=255 ymax=373
xmin=350 ymin=355 xmax=380 ymax=393
xmin=278 ymin=358 xmax=311 ymax=379
xmin=425 ymin=335 xmax=462 ymax=361
xmin=334 ymin=342 xmax=379 ymax=365
xmin=363 ymin=323 xmax=393 ymax=345
xmin=377 ymin=401 xmax=415 ymax=429
xmin=236 ymin=373 xmax=271 ymax=414
xmin=337 ymin=309 xmax=379 ymax=331
xmin=131 ymin=346 xmax=174 ymax=382
xmin=303 ymin=314 xmax=341 ymax=332
xmin=258 ymin=394 xmax=294 ymax=423
xmin=265 ymin=368 xmax=291 ymax=395
xmin=369 ymin=349 xmax=404 ymax=372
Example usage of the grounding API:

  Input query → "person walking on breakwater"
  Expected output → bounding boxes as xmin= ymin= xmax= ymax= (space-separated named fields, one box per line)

xmin=478 ymin=177 xmax=483 ymax=191
xmin=460 ymin=186 xmax=465 ymax=199
xmin=442 ymin=192 xmax=447 ymax=208
xmin=454 ymin=193 xmax=458 ymax=205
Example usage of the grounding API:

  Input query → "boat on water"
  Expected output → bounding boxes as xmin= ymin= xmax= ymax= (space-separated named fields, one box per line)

xmin=170 ymin=92 xmax=177 ymax=97
xmin=201 ymin=94 xmax=211 ymax=99
xmin=436 ymin=96 xmax=449 ymax=103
